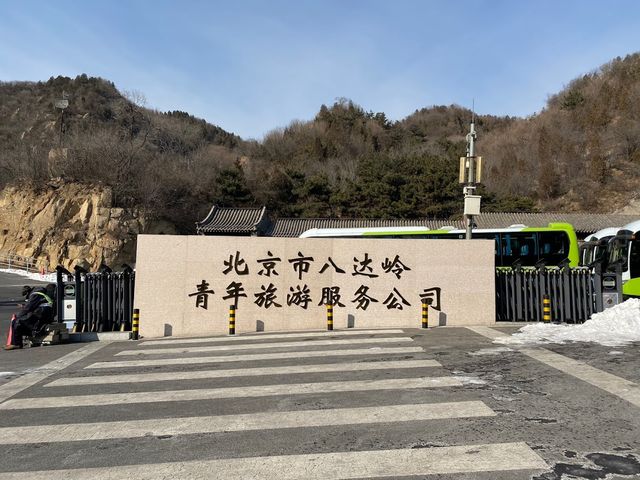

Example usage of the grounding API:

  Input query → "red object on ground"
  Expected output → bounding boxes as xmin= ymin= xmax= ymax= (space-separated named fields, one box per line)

xmin=5 ymin=314 xmax=15 ymax=346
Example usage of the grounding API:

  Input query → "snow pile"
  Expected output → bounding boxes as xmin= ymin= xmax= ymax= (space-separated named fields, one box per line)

xmin=495 ymin=298 xmax=640 ymax=347
xmin=0 ymin=268 xmax=57 ymax=283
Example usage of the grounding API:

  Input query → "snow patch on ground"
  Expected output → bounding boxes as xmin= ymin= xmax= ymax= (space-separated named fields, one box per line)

xmin=468 ymin=347 xmax=514 ymax=356
xmin=455 ymin=376 xmax=487 ymax=385
xmin=451 ymin=371 xmax=487 ymax=385
xmin=495 ymin=299 xmax=640 ymax=347
xmin=0 ymin=268 xmax=56 ymax=283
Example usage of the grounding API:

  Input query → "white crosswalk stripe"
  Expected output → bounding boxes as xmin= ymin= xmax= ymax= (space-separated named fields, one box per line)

xmin=0 ymin=401 xmax=494 ymax=444
xmin=46 ymin=359 xmax=441 ymax=386
xmin=0 ymin=329 xmax=548 ymax=478
xmin=0 ymin=442 xmax=547 ymax=479
xmin=139 ymin=328 xmax=406 ymax=346
xmin=86 ymin=346 xmax=425 ymax=369
xmin=117 ymin=336 xmax=413 ymax=356
xmin=0 ymin=377 xmax=462 ymax=409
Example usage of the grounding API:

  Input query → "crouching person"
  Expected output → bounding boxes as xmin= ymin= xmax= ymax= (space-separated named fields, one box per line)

xmin=4 ymin=286 xmax=54 ymax=350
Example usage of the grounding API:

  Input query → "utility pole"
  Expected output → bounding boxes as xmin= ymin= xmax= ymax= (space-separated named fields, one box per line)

xmin=459 ymin=108 xmax=482 ymax=239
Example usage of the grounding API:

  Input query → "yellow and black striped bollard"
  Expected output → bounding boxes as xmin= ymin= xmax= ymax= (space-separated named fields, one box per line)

xmin=421 ymin=301 xmax=428 ymax=329
xmin=326 ymin=303 xmax=333 ymax=331
xmin=229 ymin=304 xmax=236 ymax=335
xmin=543 ymin=294 xmax=551 ymax=323
xmin=131 ymin=308 xmax=140 ymax=340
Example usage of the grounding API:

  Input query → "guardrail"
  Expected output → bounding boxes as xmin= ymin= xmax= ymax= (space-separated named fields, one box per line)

xmin=0 ymin=253 xmax=38 ymax=273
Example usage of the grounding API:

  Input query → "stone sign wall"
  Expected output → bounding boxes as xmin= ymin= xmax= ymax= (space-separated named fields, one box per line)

xmin=134 ymin=235 xmax=496 ymax=338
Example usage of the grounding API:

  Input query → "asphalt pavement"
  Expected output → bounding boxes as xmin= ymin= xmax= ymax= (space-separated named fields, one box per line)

xmin=0 ymin=325 xmax=639 ymax=479
xmin=0 ymin=270 xmax=49 ymax=337
xmin=0 ymin=271 xmax=84 ymax=386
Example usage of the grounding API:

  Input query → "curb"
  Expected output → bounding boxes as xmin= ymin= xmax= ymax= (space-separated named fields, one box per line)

xmin=68 ymin=332 xmax=132 ymax=342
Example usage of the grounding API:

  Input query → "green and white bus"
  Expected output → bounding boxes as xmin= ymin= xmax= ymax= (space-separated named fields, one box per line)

xmin=300 ymin=223 xmax=580 ymax=268
xmin=579 ymin=227 xmax=619 ymax=267
xmin=607 ymin=219 xmax=640 ymax=298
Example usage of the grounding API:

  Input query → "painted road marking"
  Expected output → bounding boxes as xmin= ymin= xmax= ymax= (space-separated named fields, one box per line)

xmin=46 ymin=359 xmax=441 ymax=387
xmin=0 ymin=401 xmax=494 ymax=444
xmin=0 ymin=442 xmax=547 ymax=479
xmin=140 ymin=329 xmax=406 ymax=346
xmin=0 ymin=377 xmax=462 ymax=410
xmin=468 ymin=326 xmax=640 ymax=408
xmin=0 ymin=343 xmax=106 ymax=405
xmin=466 ymin=326 xmax=527 ymax=341
xmin=117 ymin=337 xmax=413 ymax=356
xmin=87 ymin=346 xmax=425 ymax=369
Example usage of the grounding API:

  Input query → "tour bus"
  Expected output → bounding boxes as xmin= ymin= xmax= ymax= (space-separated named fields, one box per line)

xmin=300 ymin=223 xmax=580 ymax=268
xmin=579 ymin=227 xmax=619 ymax=267
xmin=607 ymin=219 xmax=640 ymax=298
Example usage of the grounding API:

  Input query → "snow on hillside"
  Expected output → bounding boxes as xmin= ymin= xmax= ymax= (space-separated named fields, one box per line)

xmin=0 ymin=268 xmax=56 ymax=283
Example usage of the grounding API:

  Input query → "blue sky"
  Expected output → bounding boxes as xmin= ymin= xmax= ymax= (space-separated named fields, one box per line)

xmin=1 ymin=0 xmax=640 ymax=139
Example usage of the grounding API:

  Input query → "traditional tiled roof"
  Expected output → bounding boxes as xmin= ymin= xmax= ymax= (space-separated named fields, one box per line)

xmin=196 ymin=205 xmax=639 ymax=237
xmin=195 ymin=206 xmax=271 ymax=235
xmin=267 ymin=218 xmax=456 ymax=237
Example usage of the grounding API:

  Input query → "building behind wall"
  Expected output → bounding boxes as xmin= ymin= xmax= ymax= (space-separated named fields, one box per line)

xmin=196 ymin=206 xmax=639 ymax=240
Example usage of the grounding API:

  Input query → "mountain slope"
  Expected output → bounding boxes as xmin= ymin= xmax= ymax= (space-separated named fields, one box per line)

xmin=481 ymin=53 xmax=640 ymax=213
xmin=2 ymin=53 xmax=640 ymax=238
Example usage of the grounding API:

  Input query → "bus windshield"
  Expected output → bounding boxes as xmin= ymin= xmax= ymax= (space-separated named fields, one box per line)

xmin=630 ymin=239 xmax=640 ymax=278
xmin=608 ymin=231 xmax=634 ymax=272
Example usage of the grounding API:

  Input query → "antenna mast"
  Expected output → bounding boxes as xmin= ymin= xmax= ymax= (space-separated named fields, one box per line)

xmin=459 ymin=102 xmax=482 ymax=240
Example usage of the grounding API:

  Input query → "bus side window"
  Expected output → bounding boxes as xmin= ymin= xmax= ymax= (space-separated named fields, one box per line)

xmin=518 ymin=233 xmax=538 ymax=266
xmin=493 ymin=233 xmax=501 ymax=266
xmin=502 ymin=233 xmax=538 ymax=266
xmin=539 ymin=232 xmax=569 ymax=265
xmin=501 ymin=234 xmax=515 ymax=266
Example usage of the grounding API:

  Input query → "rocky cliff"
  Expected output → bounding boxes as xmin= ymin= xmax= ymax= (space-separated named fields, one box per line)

xmin=0 ymin=181 xmax=175 ymax=271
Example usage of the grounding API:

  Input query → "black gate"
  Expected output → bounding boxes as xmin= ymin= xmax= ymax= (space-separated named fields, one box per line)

xmin=56 ymin=265 xmax=135 ymax=332
xmin=495 ymin=267 xmax=598 ymax=323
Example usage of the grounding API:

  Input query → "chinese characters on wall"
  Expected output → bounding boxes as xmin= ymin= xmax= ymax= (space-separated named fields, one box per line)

xmin=188 ymin=250 xmax=442 ymax=313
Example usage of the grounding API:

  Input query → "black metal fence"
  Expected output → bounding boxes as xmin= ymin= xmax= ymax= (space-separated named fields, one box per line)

xmin=56 ymin=265 xmax=135 ymax=332
xmin=496 ymin=267 xmax=597 ymax=323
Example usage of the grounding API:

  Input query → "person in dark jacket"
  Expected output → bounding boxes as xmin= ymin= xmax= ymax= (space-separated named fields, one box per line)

xmin=4 ymin=286 xmax=54 ymax=350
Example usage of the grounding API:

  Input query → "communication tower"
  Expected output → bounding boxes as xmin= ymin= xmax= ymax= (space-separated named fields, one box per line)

xmin=459 ymin=105 xmax=483 ymax=239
